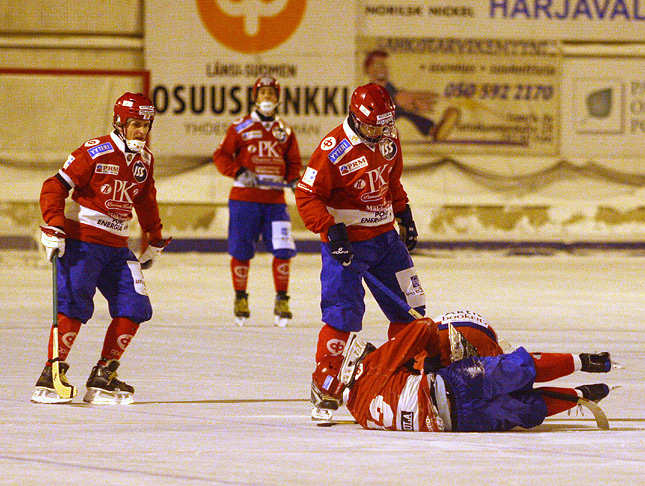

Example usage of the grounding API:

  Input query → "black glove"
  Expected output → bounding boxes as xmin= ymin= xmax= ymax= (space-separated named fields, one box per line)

xmin=395 ymin=204 xmax=418 ymax=251
xmin=287 ymin=178 xmax=300 ymax=192
xmin=327 ymin=223 xmax=354 ymax=267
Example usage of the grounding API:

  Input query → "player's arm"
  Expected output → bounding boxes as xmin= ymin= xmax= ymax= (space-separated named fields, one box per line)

xmin=294 ymin=156 xmax=336 ymax=235
xmin=284 ymin=133 xmax=302 ymax=186
xmin=212 ymin=126 xmax=243 ymax=178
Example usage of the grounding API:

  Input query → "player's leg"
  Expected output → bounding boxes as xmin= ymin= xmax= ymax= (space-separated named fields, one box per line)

xmin=531 ymin=351 xmax=613 ymax=382
xmin=85 ymin=246 xmax=151 ymax=404
xmin=312 ymin=244 xmax=366 ymax=419
xmin=228 ymin=200 xmax=262 ymax=325
xmin=32 ymin=239 xmax=98 ymax=403
xmin=261 ymin=203 xmax=296 ymax=327
xmin=362 ymin=231 xmax=425 ymax=339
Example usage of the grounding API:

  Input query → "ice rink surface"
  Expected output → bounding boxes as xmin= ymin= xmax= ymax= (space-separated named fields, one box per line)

xmin=1 ymin=249 xmax=643 ymax=485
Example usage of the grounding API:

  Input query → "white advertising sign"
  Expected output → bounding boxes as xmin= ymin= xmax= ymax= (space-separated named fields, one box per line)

xmin=145 ymin=0 xmax=355 ymax=158
xmin=360 ymin=0 xmax=645 ymax=42
xmin=561 ymin=58 xmax=645 ymax=158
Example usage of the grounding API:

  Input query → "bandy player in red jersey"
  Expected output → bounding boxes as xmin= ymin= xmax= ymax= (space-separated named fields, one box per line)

xmin=32 ymin=92 xmax=170 ymax=405
xmin=214 ymin=75 xmax=302 ymax=327
xmin=314 ymin=317 xmax=614 ymax=432
xmin=295 ymin=83 xmax=425 ymax=420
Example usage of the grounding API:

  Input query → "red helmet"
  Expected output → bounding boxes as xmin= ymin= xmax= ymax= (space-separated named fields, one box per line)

xmin=349 ymin=83 xmax=396 ymax=144
xmin=252 ymin=75 xmax=280 ymax=100
xmin=311 ymin=355 xmax=345 ymax=402
xmin=113 ymin=92 xmax=155 ymax=127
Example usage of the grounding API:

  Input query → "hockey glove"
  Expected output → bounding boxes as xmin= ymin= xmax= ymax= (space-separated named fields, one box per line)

xmin=40 ymin=225 xmax=66 ymax=261
xmin=287 ymin=178 xmax=300 ymax=193
xmin=327 ymin=223 xmax=354 ymax=267
xmin=395 ymin=204 xmax=418 ymax=251
xmin=235 ymin=167 xmax=257 ymax=187
xmin=139 ymin=237 xmax=172 ymax=269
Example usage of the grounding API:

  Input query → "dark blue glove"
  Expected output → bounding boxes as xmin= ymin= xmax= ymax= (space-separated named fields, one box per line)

xmin=327 ymin=223 xmax=354 ymax=266
xmin=395 ymin=204 xmax=418 ymax=251
xmin=287 ymin=178 xmax=300 ymax=193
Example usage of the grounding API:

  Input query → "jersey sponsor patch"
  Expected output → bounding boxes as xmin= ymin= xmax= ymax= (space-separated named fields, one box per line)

xmin=320 ymin=136 xmax=336 ymax=150
xmin=84 ymin=139 xmax=101 ymax=147
xmin=95 ymin=163 xmax=119 ymax=175
xmin=234 ymin=118 xmax=254 ymax=133
xmin=88 ymin=142 xmax=114 ymax=159
xmin=301 ymin=166 xmax=318 ymax=186
xmin=132 ymin=160 xmax=148 ymax=183
xmin=241 ymin=130 xmax=262 ymax=141
xmin=328 ymin=138 xmax=352 ymax=164
xmin=339 ymin=156 xmax=368 ymax=176
xmin=379 ymin=138 xmax=397 ymax=160
xmin=63 ymin=154 xmax=75 ymax=169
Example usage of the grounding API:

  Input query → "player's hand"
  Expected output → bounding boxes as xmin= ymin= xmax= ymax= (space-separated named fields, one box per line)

xmin=40 ymin=225 xmax=66 ymax=261
xmin=139 ymin=237 xmax=172 ymax=269
xmin=327 ymin=223 xmax=354 ymax=266
xmin=235 ymin=167 xmax=257 ymax=187
xmin=287 ymin=178 xmax=300 ymax=193
xmin=395 ymin=205 xmax=418 ymax=251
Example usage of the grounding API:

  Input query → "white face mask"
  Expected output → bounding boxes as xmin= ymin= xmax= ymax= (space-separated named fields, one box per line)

xmin=257 ymin=100 xmax=277 ymax=116
xmin=126 ymin=139 xmax=146 ymax=153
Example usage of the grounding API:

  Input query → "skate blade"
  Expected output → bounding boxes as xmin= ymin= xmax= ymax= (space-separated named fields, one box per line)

xmin=31 ymin=387 xmax=74 ymax=404
xmin=234 ymin=316 xmax=247 ymax=327
xmin=83 ymin=387 xmax=133 ymax=405
xmin=274 ymin=316 xmax=289 ymax=328
xmin=311 ymin=406 xmax=334 ymax=421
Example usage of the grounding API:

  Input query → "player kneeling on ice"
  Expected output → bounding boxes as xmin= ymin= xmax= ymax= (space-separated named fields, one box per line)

xmin=32 ymin=92 xmax=170 ymax=406
xmin=313 ymin=316 xmax=615 ymax=431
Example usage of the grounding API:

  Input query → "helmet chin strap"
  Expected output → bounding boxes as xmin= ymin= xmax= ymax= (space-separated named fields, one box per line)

xmin=256 ymin=100 xmax=277 ymax=117
xmin=126 ymin=139 xmax=146 ymax=153
xmin=115 ymin=125 xmax=146 ymax=153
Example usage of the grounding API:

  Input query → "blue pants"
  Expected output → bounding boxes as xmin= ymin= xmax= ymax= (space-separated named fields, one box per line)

xmin=320 ymin=230 xmax=425 ymax=332
xmin=228 ymin=200 xmax=296 ymax=260
xmin=438 ymin=347 xmax=548 ymax=432
xmin=56 ymin=239 xmax=153 ymax=324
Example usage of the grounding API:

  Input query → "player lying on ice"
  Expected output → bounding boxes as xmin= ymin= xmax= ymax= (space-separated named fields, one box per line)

xmin=312 ymin=312 xmax=614 ymax=431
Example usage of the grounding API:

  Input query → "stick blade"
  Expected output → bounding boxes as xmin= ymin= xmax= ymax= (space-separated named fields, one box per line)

xmin=579 ymin=397 xmax=610 ymax=430
xmin=51 ymin=361 xmax=77 ymax=399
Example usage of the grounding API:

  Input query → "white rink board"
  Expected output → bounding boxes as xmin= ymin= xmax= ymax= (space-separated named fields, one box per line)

xmin=1 ymin=251 xmax=643 ymax=485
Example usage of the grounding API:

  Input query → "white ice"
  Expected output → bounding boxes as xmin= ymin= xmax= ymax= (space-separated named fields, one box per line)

xmin=1 ymin=250 xmax=643 ymax=485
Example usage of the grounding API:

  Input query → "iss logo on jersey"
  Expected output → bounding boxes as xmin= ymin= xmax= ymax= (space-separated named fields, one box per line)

xmin=96 ymin=163 xmax=119 ymax=175
xmin=327 ymin=139 xmax=352 ymax=164
xmin=132 ymin=160 xmax=148 ymax=183
xmin=339 ymin=156 xmax=368 ymax=176
xmin=88 ymin=143 xmax=114 ymax=159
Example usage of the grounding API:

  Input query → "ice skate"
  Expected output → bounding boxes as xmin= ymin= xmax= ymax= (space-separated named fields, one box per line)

xmin=83 ymin=359 xmax=134 ymax=405
xmin=273 ymin=292 xmax=292 ymax=328
xmin=339 ymin=334 xmax=375 ymax=389
xmin=310 ymin=381 xmax=339 ymax=421
xmin=31 ymin=361 xmax=75 ymax=404
xmin=576 ymin=383 xmax=610 ymax=403
xmin=234 ymin=291 xmax=250 ymax=326
xmin=580 ymin=352 xmax=613 ymax=372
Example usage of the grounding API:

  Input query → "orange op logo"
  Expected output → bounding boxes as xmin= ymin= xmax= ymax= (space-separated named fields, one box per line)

xmin=196 ymin=0 xmax=307 ymax=53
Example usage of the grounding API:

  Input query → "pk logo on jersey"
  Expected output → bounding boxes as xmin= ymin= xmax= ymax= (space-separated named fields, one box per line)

xmin=132 ymin=160 xmax=148 ymax=183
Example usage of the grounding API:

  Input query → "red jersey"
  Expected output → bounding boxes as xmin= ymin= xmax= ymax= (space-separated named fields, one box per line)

xmin=40 ymin=132 xmax=162 ymax=248
xmin=295 ymin=119 xmax=409 ymax=242
xmin=346 ymin=320 xmax=445 ymax=431
xmin=213 ymin=111 xmax=302 ymax=204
